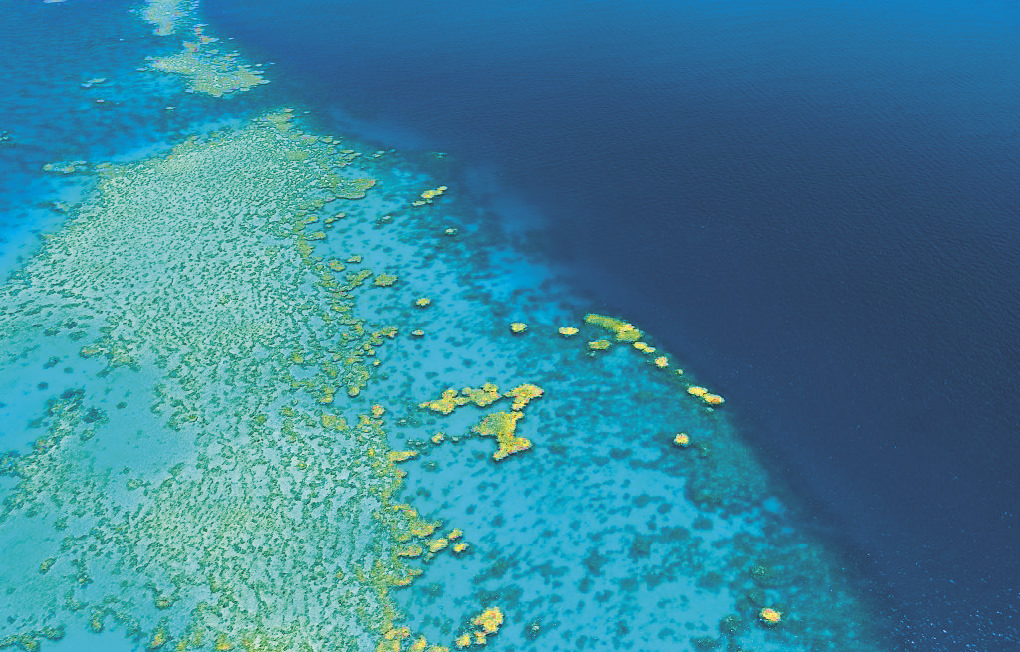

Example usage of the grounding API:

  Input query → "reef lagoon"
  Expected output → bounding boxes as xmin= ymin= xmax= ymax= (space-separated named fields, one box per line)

xmin=1 ymin=1 xmax=1017 ymax=651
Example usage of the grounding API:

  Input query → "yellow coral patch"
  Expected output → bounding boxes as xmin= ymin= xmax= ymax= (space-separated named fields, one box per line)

xmin=388 ymin=450 xmax=418 ymax=463
xmin=389 ymin=570 xmax=421 ymax=587
xmin=420 ymin=187 xmax=445 ymax=200
xmin=759 ymin=607 xmax=782 ymax=625
xmin=685 ymin=385 xmax=725 ymax=405
xmin=462 ymin=383 xmax=501 ymax=407
xmin=585 ymin=313 xmax=642 ymax=341
xmin=473 ymin=411 xmax=531 ymax=461
xmin=382 ymin=627 xmax=411 ymax=642
xmin=147 ymin=626 xmax=167 ymax=650
xmin=505 ymin=384 xmax=544 ymax=411
xmin=396 ymin=545 xmax=423 ymax=558
xmin=427 ymin=538 xmax=449 ymax=553
xmin=420 ymin=389 xmax=467 ymax=415
xmin=587 ymin=339 xmax=611 ymax=351
xmin=390 ymin=504 xmax=441 ymax=540
xmin=472 ymin=607 xmax=504 ymax=635
xmin=410 ymin=521 xmax=439 ymax=539
xmin=320 ymin=413 xmax=346 ymax=429
xmin=558 ymin=326 xmax=579 ymax=336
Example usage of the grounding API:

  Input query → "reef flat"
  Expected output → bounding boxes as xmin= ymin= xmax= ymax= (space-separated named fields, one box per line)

xmin=0 ymin=111 xmax=440 ymax=652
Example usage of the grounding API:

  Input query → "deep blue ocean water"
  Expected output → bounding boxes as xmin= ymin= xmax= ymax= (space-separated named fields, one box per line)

xmin=195 ymin=0 xmax=1020 ymax=649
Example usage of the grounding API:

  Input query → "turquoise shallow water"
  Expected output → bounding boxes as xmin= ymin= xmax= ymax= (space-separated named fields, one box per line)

xmin=3 ymin=1 xmax=1012 ymax=651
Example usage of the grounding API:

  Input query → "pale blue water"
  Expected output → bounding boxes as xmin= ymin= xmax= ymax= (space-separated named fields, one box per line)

xmin=1 ymin=1 xmax=1017 ymax=651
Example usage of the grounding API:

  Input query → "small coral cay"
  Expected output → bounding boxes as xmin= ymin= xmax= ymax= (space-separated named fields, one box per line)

xmin=419 ymin=383 xmax=503 ymax=414
xmin=455 ymin=607 xmax=504 ymax=648
xmin=759 ymin=607 xmax=782 ymax=627
xmin=558 ymin=326 xmax=579 ymax=336
xmin=427 ymin=538 xmax=449 ymax=554
xmin=463 ymin=383 xmax=502 ymax=407
xmin=378 ymin=626 xmax=446 ymax=652
xmin=412 ymin=185 xmax=448 ymax=206
xmin=509 ymin=322 xmax=528 ymax=334
xmin=585 ymin=313 xmax=643 ymax=341
xmin=587 ymin=339 xmax=611 ymax=351
xmin=473 ymin=607 xmax=504 ymax=635
xmin=420 ymin=389 xmax=464 ymax=415
xmin=473 ymin=411 xmax=531 ymax=461
xmin=687 ymin=385 xmax=725 ymax=406
xmin=505 ymin=383 xmax=544 ymax=411
xmin=388 ymin=450 xmax=418 ymax=463
xmin=673 ymin=432 xmax=691 ymax=448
